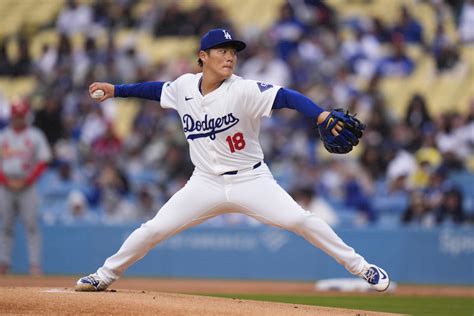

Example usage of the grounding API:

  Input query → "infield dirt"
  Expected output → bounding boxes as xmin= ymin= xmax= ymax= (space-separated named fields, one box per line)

xmin=0 ymin=276 xmax=471 ymax=315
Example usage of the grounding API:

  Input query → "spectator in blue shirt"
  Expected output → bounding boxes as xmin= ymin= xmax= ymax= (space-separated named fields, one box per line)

xmin=376 ymin=36 xmax=415 ymax=77
xmin=392 ymin=6 xmax=424 ymax=44
xmin=270 ymin=3 xmax=306 ymax=62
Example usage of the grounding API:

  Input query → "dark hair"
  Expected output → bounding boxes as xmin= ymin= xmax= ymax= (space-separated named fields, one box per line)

xmin=197 ymin=49 xmax=210 ymax=67
xmin=198 ymin=45 xmax=237 ymax=67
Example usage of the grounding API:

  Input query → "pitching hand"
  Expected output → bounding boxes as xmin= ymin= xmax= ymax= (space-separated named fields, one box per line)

xmin=89 ymin=82 xmax=114 ymax=102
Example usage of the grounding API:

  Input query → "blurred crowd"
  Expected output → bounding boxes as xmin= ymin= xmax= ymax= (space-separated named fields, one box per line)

xmin=0 ymin=0 xmax=473 ymax=228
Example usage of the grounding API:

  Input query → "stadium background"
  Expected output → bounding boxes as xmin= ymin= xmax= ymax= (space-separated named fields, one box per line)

xmin=0 ymin=0 xmax=473 ymax=290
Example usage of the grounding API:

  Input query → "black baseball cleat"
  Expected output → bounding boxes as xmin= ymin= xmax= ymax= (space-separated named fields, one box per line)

xmin=359 ymin=264 xmax=390 ymax=292
xmin=75 ymin=273 xmax=109 ymax=292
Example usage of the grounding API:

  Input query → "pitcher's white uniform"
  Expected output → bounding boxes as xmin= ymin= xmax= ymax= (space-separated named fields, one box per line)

xmin=96 ymin=73 xmax=369 ymax=283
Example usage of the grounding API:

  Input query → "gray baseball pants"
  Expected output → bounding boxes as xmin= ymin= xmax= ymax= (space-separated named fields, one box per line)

xmin=0 ymin=186 xmax=41 ymax=267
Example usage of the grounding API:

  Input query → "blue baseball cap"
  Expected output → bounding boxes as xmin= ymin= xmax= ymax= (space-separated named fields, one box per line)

xmin=200 ymin=29 xmax=246 ymax=52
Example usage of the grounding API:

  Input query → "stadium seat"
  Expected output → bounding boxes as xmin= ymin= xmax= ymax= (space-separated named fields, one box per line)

xmin=113 ymin=99 xmax=140 ymax=138
xmin=0 ymin=77 xmax=35 ymax=102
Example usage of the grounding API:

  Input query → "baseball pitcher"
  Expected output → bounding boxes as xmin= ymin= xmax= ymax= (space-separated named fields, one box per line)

xmin=76 ymin=29 xmax=389 ymax=292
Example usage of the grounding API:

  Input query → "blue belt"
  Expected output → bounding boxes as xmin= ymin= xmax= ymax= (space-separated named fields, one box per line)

xmin=221 ymin=161 xmax=262 ymax=175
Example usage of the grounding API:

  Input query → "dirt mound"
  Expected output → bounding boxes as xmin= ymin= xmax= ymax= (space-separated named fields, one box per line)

xmin=2 ymin=276 xmax=471 ymax=315
xmin=1 ymin=275 xmax=471 ymax=297
xmin=0 ymin=287 xmax=401 ymax=315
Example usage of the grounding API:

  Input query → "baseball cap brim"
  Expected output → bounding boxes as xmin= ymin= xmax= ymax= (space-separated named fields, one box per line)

xmin=201 ymin=40 xmax=246 ymax=52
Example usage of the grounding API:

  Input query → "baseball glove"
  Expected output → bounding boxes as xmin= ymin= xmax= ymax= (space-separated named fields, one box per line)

xmin=317 ymin=109 xmax=365 ymax=154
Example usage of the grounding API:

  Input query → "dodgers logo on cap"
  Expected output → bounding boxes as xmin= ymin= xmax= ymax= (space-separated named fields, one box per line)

xmin=222 ymin=30 xmax=232 ymax=40
xmin=200 ymin=29 xmax=246 ymax=52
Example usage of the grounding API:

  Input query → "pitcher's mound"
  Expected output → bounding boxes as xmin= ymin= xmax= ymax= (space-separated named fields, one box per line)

xmin=0 ymin=287 xmax=402 ymax=315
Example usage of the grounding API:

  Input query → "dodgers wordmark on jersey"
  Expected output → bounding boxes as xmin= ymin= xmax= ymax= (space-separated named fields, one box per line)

xmin=161 ymin=73 xmax=281 ymax=175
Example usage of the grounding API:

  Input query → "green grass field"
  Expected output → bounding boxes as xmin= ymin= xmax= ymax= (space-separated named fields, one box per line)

xmin=208 ymin=294 xmax=474 ymax=316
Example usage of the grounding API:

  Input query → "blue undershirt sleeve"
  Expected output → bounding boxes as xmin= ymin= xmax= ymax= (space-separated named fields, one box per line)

xmin=114 ymin=82 xmax=165 ymax=101
xmin=272 ymin=87 xmax=324 ymax=120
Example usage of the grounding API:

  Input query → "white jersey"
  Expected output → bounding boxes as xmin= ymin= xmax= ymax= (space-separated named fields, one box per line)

xmin=0 ymin=126 xmax=52 ymax=179
xmin=94 ymin=75 xmax=373 ymax=289
xmin=160 ymin=73 xmax=281 ymax=175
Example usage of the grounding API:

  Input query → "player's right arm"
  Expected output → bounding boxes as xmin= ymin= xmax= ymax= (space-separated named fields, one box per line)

xmin=90 ymin=74 xmax=190 ymax=110
xmin=89 ymin=81 xmax=165 ymax=103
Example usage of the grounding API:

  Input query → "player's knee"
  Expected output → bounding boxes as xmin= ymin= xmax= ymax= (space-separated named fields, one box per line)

xmin=140 ymin=219 xmax=175 ymax=241
xmin=282 ymin=214 xmax=308 ymax=232
xmin=283 ymin=211 xmax=320 ymax=232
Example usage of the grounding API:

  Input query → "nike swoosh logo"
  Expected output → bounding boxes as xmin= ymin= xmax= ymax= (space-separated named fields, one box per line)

xmin=326 ymin=117 xmax=334 ymax=129
xmin=185 ymin=96 xmax=193 ymax=101
xmin=380 ymin=270 xmax=387 ymax=280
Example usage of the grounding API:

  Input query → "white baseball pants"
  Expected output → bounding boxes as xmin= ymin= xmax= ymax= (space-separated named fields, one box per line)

xmin=97 ymin=163 xmax=367 ymax=283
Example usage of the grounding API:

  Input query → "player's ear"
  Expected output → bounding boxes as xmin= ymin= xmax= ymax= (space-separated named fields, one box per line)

xmin=199 ymin=50 xmax=208 ymax=63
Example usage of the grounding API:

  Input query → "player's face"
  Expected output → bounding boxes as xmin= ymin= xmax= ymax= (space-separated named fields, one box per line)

xmin=202 ymin=46 xmax=237 ymax=79
xmin=11 ymin=115 xmax=27 ymax=129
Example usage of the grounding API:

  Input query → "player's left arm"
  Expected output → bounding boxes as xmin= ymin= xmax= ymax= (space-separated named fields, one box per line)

xmin=272 ymin=88 xmax=339 ymax=132
xmin=272 ymin=88 xmax=365 ymax=153
xmin=24 ymin=161 xmax=48 ymax=186
xmin=22 ymin=130 xmax=52 ymax=188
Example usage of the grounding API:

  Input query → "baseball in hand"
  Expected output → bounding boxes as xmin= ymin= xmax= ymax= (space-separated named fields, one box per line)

xmin=91 ymin=89 xmax=105 ymax=99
